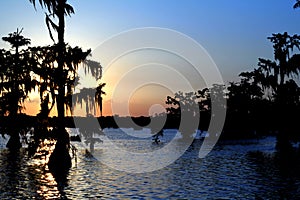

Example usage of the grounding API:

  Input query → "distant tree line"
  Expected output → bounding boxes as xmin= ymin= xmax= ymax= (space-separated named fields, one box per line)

xmin=165 ymin=32 xmax=300 ymax=152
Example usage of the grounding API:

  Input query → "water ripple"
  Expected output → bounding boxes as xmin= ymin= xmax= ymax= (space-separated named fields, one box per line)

xmin=0 ymin=130 xmax=300 ymax=199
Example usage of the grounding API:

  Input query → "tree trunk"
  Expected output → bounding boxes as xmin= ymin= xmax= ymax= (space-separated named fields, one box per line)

xmin=48 ymin=128 xmax=71 ymax=175
xmin=6 ymin=48 xmax=22 ymax=151
xmin=6 ymin=130 xmax=22 ymax=151
xmin=48 ymin=0 xmax=71 ymax=174
xmin=57 ymin=0 xmax=66 ymax=123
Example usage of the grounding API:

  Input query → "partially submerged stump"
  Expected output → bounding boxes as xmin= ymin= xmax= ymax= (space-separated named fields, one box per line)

xmin=6 ymin=133 xmax=22 ymax=151
xmin=48 ymin=128 xmax=71 ymax=178
xmin=6 ymin=127 xmax=22 ymax=152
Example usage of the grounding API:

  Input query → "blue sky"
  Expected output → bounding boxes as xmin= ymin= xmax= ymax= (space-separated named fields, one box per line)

xmin=1 ymin=0 xmax=300 ymax=116
xmin=0 ymin=0 xmax=299 ymax=81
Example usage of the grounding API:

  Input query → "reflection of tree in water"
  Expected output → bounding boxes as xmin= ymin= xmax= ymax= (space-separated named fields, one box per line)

xmin=29 ymin=138 xmax=70 ymax=199
xmin=0 ymin=150 xmax=24 ymax=197
xmin=0 ymin=144 xmax=69 ymax=199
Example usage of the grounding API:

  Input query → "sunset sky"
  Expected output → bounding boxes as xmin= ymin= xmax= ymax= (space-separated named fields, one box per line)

xmin=1 ymin=0 xmax=300 ymax=116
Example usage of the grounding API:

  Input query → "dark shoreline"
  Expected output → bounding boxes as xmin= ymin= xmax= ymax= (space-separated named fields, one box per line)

xmin=0 ymin=114 xmax=277 ymax=140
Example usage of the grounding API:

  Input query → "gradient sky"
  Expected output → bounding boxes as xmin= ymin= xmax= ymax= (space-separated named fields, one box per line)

xmin=1 ymin=0 xmax=300 ymax=116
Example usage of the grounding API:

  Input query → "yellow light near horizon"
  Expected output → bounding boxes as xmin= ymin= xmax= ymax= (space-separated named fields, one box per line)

xmin=24 ymin=96 xmax=58 ymax=117
xmin=128 ymin=84 xmax=171 ymax=116
xmin=92 ymin=49 xmax=198 ymax=117
xmin=24 ymin=99 xmax=40 ymax=116
xmin=24 ymin=45 xmax=201 ymax=117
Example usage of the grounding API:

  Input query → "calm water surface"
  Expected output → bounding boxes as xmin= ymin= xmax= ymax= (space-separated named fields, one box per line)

xmin=0 ymin=129 xmax=300 ymax=199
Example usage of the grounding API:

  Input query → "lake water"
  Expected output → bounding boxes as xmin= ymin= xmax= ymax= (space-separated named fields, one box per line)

xmin=0 ymin=128 xmax=300 ymax=199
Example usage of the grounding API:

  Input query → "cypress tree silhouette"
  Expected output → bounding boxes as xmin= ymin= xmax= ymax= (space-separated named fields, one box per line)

xmin=233 ymin=32 xmax=300 ymax=150
xmin=29 ymin=0 xmax=103 ymax=175
xmin=0 ymin=29 xmax=38 ymax=151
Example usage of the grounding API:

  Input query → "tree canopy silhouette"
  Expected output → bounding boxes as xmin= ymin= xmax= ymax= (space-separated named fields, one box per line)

xmin=29 ymin=0 xmax=78 ymax=124
xmin=0 ymin=29 xmax=38 ymax=150
xmin=28 ymin=0 xmax=103 ymax=175
xmin=73 ymin=83 xmax=106 ymax=117
xmin=227 ymin=32 xmax=300 ymax=145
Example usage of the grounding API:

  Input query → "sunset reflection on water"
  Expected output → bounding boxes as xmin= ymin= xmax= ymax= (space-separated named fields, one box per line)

xmin=0 ymin=131 xmax=300 ymax=199
xmin=27 ymin=139 xmax=64 ymax=199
